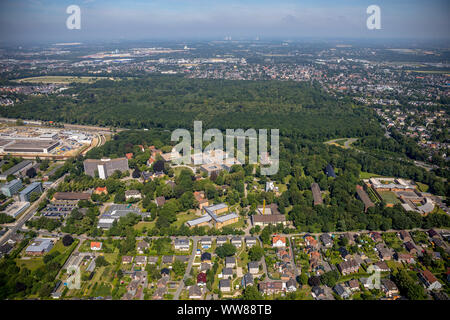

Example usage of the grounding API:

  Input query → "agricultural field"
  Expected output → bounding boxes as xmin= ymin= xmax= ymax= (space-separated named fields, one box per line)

xmin=13 ymin=76 xmax=113 ymax=84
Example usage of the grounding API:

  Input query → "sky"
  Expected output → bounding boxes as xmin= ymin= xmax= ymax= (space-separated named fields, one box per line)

xmin=0 ymin=0 xmax=449 ymax=44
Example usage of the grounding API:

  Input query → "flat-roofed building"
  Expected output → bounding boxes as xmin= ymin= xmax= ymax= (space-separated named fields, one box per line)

xmin=0 ymin=160 xmax=33 ymax=180
xmin=25 ymin=238 xmax=54 ymax=256
xmin=251 ymin=214 xmax=286 ymax=227
xmin=1 ymin=139 xmax=59 ymax=154
xmin=19 ymin=182 xmax=43 ymax=201
xmin=98 ymin=204 xmax=148 ymax=229
xmin=4 ymin=201 xmax=30 ymax=218
xmin=52 ymin=192 xmax=91 ymax=201
xmin=83 ymin=158 xmax=129 ymax=179
xmin=199 ymin=163 xmax=224 ymax=177
xmin=1 ymin=178 xmax=22 ymax=197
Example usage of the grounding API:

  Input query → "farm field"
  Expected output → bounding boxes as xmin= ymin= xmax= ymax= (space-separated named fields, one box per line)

xmin=13 ymin=76 xmax=114 ymax=84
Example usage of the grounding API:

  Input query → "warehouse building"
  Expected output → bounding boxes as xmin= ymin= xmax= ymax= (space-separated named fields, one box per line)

xmin=2 ymin=140 xmax=59 ymax=153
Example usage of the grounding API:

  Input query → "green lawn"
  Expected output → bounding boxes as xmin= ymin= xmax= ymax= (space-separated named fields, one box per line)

xmin=173 ymin=211 xmax=197 ymax=228
xmin=359 ymin=172 xmax=382 ymax=179
xmin=415 ymin=182 xmax=429 ymax=192
xmin=378 ymin=191 xmax=401 ymax=205
xmin=133 ymin=221 xmax=156 ymax=232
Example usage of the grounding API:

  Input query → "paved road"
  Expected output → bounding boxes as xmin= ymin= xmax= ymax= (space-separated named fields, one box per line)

xmin=173 ymin=237 xmax=198 ymax=300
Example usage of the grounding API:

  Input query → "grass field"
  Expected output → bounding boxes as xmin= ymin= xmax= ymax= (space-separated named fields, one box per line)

xmin=415 ymin=182 xmax=429 ymax=192
xmin=359 ymin=172 xmax=382 ymax=179
xmin=133 ymin=221 xmax=156 ymax=232
xmin=407 ymin=70 xmax=450 ymax=75
xmin=378 ymin=191 xmax=401 ymax=205
xmin=172 ymin=211 xmax=197 ymax=228
xmin=13 ymin=76 xmax=113 ymax=84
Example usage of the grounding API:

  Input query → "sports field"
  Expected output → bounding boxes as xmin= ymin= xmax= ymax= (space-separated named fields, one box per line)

xmin=378 ymin=191 xmax=401 ymax=205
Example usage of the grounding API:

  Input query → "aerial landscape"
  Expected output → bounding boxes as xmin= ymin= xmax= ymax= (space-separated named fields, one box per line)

xmin=0 ymin=0 xmax=448 ymax=308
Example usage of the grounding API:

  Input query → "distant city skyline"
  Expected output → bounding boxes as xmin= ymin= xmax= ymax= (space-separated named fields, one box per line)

xmin=0 ymin=0 xmax=449 ymax=44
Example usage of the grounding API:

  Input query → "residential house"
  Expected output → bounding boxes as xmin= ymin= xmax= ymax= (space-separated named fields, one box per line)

xmin=136 ymin=241 xmax=149 ymax=254
xmin=189 ymin=285 xmax=203 ymax=299
xmin=201 ymin=252 xmax=212 ymax=264
xmin=419 ymin=269 xmax=442 ymax=290
xmin=231 ymin=237 xmax=242 ymax=248
xmin=122 ymin=256 xmax=133 ymax=264
xmin=305 ymin=236 xmax=318 ymax=248
xmin=135 ymin=255 xmax=147 ymax=266
xmin=337 ymin=259 xmax=360 ymax=275
xmin=194 ymin=191 xmax=209 ymax=210
xmin=272 ymin=235 xmax=286 ymax=248
xmin=162 ymin=255 xmax=174 ymax=264
xmin=286 ymin=278 xmax=297 ymax=292
xmin=219 ymin=279 xmax=231 ymax=292
xmin=225 ymin=256 xmax=236 ymax=268
xmin=427 ymin=229 xmax=439 ymax=238
xmin=347 ymin=279 xmax=360 ymax=292
xmin=370 ymin=232 xmax=383 ymax=243
xmin=161 ymin=268 xmax=170 ymax=277
xmin=399 ymin=230 xmax=412 ymax=242
xmin=404 ymin=241 xmax=417 ymax=255
xmin=259 ymin=281 xmax=284 ymax=295
xmin=200 ymin=237 xmax=212 ymax=249
xmin=241 ymin=273 xmax=254 ymax=288
xmin=376 ymin=243 xmax=393 ymax=261
xmin=155 ymin=196 xmax=166 ymax=207
xmin=338 ymin=247 xmax=351 ymax=260
xmin=248 ymin=262 xmax=259 ymax=274
xmin=245 ymin=236 xmax=257 ymax=248
xmin=174 ymin=238 xmax=190 ymax=251
xmin=311 ymin=286 xmax=326 ymax=300
xmin=373 ymin=261 xmax=390 ymax=272
xmin=197 ymin=272 xmax=207 ymax=286
xmin=90 ymin=242 xmax=102 ymax=251
xmin=148 ymin=256 xmax=158 ymax=265
xmin=320 ymin=234 xmax=333 ymax=247
xmin=221 ymin=267 xmax=233 ymax=279
xmin=125 ymin=190 xmax=141 ymax=201
xmin=395 ymin=252 xmax=415 ymax=264
xmin=333 ymin=284 xmax=351 ymax=299
xmin=216 ymin=237 xmax=228 ymax=246
xmin=381 ymin=279 xmax=399 ymax=297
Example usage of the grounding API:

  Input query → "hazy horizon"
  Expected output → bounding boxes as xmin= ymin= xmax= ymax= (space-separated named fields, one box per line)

xmin=0 ymin=0 xmax=449 ymax=45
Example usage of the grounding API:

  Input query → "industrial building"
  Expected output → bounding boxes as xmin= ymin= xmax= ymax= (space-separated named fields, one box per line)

xmin=83 ymin=158 xmax=129 ymax=179
xmin=0 ymin=139 xmax=59 ymax=154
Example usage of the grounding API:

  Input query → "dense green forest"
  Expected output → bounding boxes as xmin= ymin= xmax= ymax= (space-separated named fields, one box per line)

xmin=0 ymin=76 xmax=381 ymax=141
